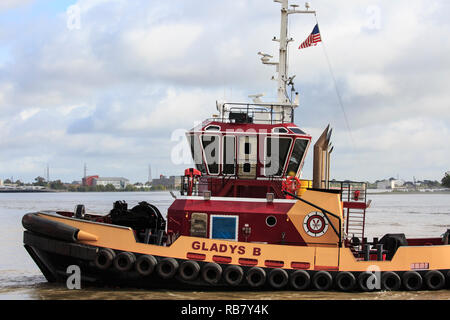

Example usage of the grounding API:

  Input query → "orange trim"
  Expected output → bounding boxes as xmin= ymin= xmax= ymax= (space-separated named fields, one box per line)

xmin=76 ymin=230 xmax=98 ymax=241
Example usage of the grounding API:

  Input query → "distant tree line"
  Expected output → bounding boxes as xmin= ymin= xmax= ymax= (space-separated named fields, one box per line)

xmin=442 ymin=172 xmax=450 ymax=188
xmin=2 ymin=176 xmax=176 ymax=192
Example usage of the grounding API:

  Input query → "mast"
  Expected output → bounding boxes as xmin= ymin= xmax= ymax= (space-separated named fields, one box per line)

xmin=258 ymin=1 xmax=316 ymax=120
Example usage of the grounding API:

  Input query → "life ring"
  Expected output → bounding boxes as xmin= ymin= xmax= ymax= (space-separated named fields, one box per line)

xmin=335 ymin=272 xmax=356 ymax=292
xmin=157 ymin=258 xmax=179 ymax=279
xmin=223 ymin=265 xmax=244 ymax=286
xmin=353 ymin=190 xmax=361 ymax=201
xmin=179 ymin=260 xmax=200 ymax=281
xmin=402 ymin=271 xmax=423 ymax=291
xmin=381 ymin=271 xmax=401 ymax=291
xmin=113 ymin=251 xmax=136 ymax=272
xmin=94 ymin=248 xmax=115 ymax=270
xmin=268 ymin=268 xmax=289 ymax=289
xmin=246 ymin=267 xmax=266 ymax=288
xmin=289 ymin=270 xmax=310 ymax=290
xmin=424 ymin=270 xmax=445 ymax=290
xmin=135 ymin=255 xmax=157 ymax=276
xmin=312 ymin=271 xmax=333 ymax=291
xmin=282 ymin=176 xmax=301 ymax=198
xmin=202 ymin=262 xmax=222 ymax=285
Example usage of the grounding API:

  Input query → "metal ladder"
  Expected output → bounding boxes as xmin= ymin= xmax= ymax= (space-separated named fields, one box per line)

xmin=340 ymin=182 xmax=368 ymax=241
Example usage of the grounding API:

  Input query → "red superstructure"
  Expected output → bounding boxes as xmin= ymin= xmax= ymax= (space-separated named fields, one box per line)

xmin=165 ymin=101 xmax=358 ymax=245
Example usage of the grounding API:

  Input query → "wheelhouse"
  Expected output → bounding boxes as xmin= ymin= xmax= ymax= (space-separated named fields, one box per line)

xmin=187 ymin=104 xmax=309 ymax=180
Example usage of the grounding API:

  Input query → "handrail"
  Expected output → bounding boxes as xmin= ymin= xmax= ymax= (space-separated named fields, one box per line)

xmin=283 ymin=190 xmax=342 ymax=247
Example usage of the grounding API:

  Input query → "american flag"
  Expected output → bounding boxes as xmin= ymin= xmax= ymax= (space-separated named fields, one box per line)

xmin=298 ymin=24 xmax=322 ymax=50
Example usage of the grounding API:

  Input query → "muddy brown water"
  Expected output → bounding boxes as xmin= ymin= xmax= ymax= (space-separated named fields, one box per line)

xmin=1 ymin=191 xmax=449 ymax=300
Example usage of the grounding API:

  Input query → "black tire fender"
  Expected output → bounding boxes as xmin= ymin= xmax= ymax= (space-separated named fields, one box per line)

xmin=447 ymin=270 xmax=450 ymax=288
xmin=223 ymin=265 xmax=244 ymax=286
xmin=94 ymin=248 xmax=115 ymax=270
xmin=312 ymin=271 xmax=333 ymax=291
xmin=358 ymin=271 xmax=378 ymax=292
xmin=424 ymin=270 xmax=445 ymax=290
xmin=381 ymin=271 xmax=401 ymax=291
xmin=268 ymin=268 xmax=289 ymax=289
xmin=402 ymin=271 xmax=422 ymax=291
xmin=335 ymin=272 xmax=356 ymax=292
xmin=157 ymin=258 xmax=179 ymax=279
xmin=246 ymin=267 xmax=266 ymax=288
xmin=202 ymin=262 xmax=222 ymax=285
xmin=135 ymin=255 xmax=157 ymax=276
xmin=179 ymin=260 xmax=201 ymax=281
xmin=113 ymin=251 xmax=136 ymax=272
xmin=289 ymin=270 xmax=310 ymax=291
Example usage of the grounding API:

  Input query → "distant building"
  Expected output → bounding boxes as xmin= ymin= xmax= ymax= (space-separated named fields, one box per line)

xmin=391 ymin=179 xmax=405 ymax=189
xmin=93 ymin=177 xmax=129 ymax=189
xmin=0 ymin=179 xmax=3 ymax=186
xmin=151 ymin=175 xmax=181 ymax=189
xmin=82 ymin=175 xmax=99 ymax=186
xmin=376 ymin=180 xmax=390 ymax=189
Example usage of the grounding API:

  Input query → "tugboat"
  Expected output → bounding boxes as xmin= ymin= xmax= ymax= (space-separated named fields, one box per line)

xmin=22 ymin=1 xmax=450 ymax=292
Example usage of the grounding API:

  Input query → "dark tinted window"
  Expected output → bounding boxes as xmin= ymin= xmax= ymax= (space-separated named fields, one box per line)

xmin=187 ymin=135 xmax=206 ymax=174
xmin=286 ymin=139 xmax=309 ymax=175
xmin=223 ymin=136 xmax=235 ymax=175
xmin=272 ymin=127 xmax=288 ymax=133
xmin=245 ymin=142 xmax=251 ymax=154
xmin=265 ymin=137 xmax=292 ymax=176
xmin=202 ymin=135 xmax=220 ymax=174
xmin=289 ymin=127 xmax=306 ymax=134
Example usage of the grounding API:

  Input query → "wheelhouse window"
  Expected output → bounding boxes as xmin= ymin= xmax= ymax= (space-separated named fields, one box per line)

xmin=286 ymin=139 xmax=309 ymax=175
xmin=265 ymin=137 xmax=292 ymax=176
xmin=205 ymin=125 xmax=221 ymax=131
xmin=272 ymin=127 xmax=288 ymax=134
xmin=187 ymin=135 xmax=206 ymax=174
xmin=201 ymin=135 xmax=220 ymax=175
xmin=223 ymin=136 xmax=236 ymax=175
xmin=289 ymin=127 xmax=306 ymax=134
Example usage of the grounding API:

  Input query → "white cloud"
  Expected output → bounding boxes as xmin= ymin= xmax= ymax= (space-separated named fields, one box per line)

xmin=0 ymin=0 xmax=33 ymax=12
xmin=1 ymin=0 xmax=450 ymax=182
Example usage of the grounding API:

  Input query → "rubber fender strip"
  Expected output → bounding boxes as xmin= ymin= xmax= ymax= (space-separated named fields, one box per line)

xmin=24 ymin=231 xmax=97 ymax=261
xmin=22 ymin=213 xmax=79 ymax=243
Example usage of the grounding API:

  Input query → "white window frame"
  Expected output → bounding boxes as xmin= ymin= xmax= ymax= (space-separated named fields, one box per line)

xmin=201 ymin=134 xmax=221 ymax=176
xmin=209 ymin=214 xmax=239 ymax=241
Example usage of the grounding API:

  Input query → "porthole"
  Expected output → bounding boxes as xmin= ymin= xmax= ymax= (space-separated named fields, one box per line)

xmin=266 ymin=216 xmax=277 ymax=227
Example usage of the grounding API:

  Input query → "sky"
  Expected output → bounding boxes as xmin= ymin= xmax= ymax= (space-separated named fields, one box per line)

xmin=0 ymin=0 xmax=449 ymax=184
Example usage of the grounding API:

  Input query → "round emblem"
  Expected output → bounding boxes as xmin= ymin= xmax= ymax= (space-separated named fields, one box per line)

xmin=303 ymin=211 xmax=329 ymax=237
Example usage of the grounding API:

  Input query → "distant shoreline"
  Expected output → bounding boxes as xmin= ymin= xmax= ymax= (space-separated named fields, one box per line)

xmin=367 ymin=190 xmax=450 ymax=195
xmin=0 ymin=189 xmax=176 ymax=193
xmin=0 ymin=189 xmax=56 ymax=193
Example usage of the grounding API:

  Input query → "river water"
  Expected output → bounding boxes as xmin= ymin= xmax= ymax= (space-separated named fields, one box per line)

xmin=1 ymin=191 xmax=449 ymax=300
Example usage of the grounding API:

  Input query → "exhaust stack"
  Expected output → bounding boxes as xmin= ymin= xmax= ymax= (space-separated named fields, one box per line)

xmin=313 ymin=125 xmax=333 ymax=189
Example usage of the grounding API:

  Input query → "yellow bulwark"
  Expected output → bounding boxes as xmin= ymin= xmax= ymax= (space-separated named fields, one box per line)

xmin=287 ymin=189 xmax=343 ymax=247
